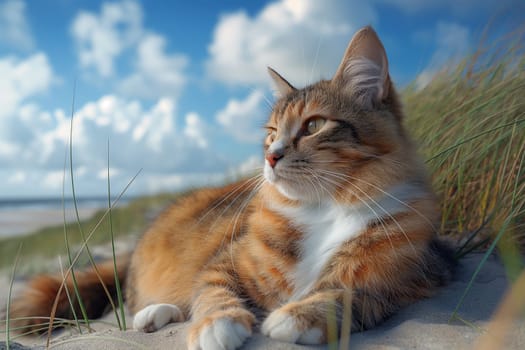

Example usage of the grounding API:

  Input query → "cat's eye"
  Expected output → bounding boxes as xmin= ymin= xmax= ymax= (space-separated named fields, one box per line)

xmin=267 ymin=129 xmax=277 ymax=142
xmin=306 ymin=117 xmax=326 ymax=135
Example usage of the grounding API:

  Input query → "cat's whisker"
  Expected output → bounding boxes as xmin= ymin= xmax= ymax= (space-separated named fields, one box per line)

xmin=347 ymin=173 xmax=438 ymax=234
xmin=224 ymin=178 xmax=266 ymax=261
xmin=309 ymin=35 xmax=322 ymax=86
xmin=310 ymin=155 xmax=406 ymax=167
xmin=197 ymin=175 xmax=262 ymax=227
xmin=317 ymin=176 xmax=437 ymax=279
xmin=303 ymin=169 xmax=323 ymax=207
xmin=226 ymin=179 xmax=267 ymax=265
xmin=301 ymin=167 xmax=335 ymax=201
xmin=320 ymin=174 xmax=430 ymax=278
xmin=316 ymin=169 xmax=416 ymax=252
xmin=203 ymin=175 xmax=264 ymax=235
xmin=316 ymin=168 xmax=437 ymax=234
xmin=262 ymin=94 xmax=275 ymax=110
xmin=219 ymin=175 xmax=265 ymax=238
xmin=319 ymin=169 xmax=434 ymax=282
xmin=211 ymin=179 xmax=264 ymax=254
xmin=312 ymin=170 xmax=397 ymax=251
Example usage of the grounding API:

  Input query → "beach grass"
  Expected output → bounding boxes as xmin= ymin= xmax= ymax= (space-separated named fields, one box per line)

xmin=403 ymin=27 xmax=525 ymax=258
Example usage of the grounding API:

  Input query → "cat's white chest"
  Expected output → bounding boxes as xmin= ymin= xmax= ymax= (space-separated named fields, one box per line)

xmin=269 ymin=183 xmax=422 ymax=300
xmin=276 ymin=202 xmax=373 ymax=300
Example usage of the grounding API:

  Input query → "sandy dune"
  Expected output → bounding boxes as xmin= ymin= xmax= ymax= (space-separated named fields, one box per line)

xmin=1 ymin=252 xmax=523 ymax=349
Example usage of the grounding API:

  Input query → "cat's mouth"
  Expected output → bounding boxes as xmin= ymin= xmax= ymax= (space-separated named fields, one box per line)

xmin=263 ymin=161 xmax=308 ymax=201
xmin=263 ymin=161 xmax=279 ymax=184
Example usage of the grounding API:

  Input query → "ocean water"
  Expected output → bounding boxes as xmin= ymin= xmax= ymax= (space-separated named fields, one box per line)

xmin=0 ymin=197 xmax=130 ymax=238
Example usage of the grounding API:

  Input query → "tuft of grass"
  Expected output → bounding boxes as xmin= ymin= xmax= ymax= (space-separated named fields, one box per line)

xmin=403 ymin=27 xmax=525 ymax=256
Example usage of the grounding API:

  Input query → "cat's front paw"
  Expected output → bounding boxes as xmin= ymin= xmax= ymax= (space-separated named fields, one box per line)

xmin=133 ymin=303 xmax=184 ymax=332
xmin=262 ymin=309 xmax=324 ymax=345
xmin=187 ymin=309 xmax=254 ymax=350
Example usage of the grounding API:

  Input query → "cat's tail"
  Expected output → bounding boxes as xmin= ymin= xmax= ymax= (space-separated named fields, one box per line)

xmin=7 ymin=253 xmax=131 ymax=334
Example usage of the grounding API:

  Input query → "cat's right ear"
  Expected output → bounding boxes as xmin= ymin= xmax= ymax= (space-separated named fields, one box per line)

xmin=333 ymin=26 xmax=390 ymax=106
xmin=268 ymin=67 xmax=296 ymax=97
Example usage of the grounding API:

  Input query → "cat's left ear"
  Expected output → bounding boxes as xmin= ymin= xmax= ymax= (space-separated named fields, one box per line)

xmin=333 ymin=26 xmax=390 ymax=105
xmin=268 ymin=67 xmax=296 ymax=97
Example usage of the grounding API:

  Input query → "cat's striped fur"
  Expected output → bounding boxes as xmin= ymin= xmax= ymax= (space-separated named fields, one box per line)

xmin=9 ymin=26 xmax=455 ymax=349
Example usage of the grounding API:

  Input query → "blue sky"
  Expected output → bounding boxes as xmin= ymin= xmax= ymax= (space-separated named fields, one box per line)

xmin=0 ymin=0 xmax=522 ymax=198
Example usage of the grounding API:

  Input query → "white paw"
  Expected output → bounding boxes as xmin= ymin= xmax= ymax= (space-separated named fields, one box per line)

xmin=261 ymin=310 xmax=323 ymax=344
xmin=190 ymin=318 xmax=251 ymax=350
xmin=133 ymin=303 xmax=183 ymax=332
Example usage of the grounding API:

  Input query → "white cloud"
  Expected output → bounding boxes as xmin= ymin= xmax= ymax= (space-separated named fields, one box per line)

xmin=71 ymin=0 xmax=143 ymax=77
xmin=41 ymin=170 xmax=65 ymax=190
xmin=235 ymin=155 xmax=263 ymax=176
xmin=216 ymin=90 xmax=269 ymax=143
xmin=206 ymin=0 xmax=377 ymax=87
xmin=118 ymin=34 xmax=188 ymax=99
xmin=184 ymin=112 xmax=209 ymax=149
xmin=415 ymin=21 xmax=470 ymax=89
xmin=97 ymin=167 xmax=120 ymax=180
xmin=0 ymin=93 xmax=227 ymax=197
xmin=0 ymin=0 xmax=34 ymax=50
xmin=0 ymin=53 xmax=55 ymax=118
xmin=7 ymin=170 xmax=26 ymax=185
xmin=139 ymin=172 xmax=226 ymax=195
xmin=71 ymin=1 xmax=188 ymax=100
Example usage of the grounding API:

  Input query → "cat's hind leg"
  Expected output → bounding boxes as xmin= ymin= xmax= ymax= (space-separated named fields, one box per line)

xmin=133 ymin=303 xmax=185 ymax=332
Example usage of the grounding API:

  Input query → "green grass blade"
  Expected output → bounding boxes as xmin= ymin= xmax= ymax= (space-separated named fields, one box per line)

xmin=107 ymin=140 xmax=126 ymax=330
xmin=67 ymin=86 xmax=121 ymax=328
xmin=450 ymin=207 xmax=519 ymax=322
xmin=5 ymin=243 xmax=23 ymax=350
xmin=426 ymin=118 xmax=525 ymax=163
xmin=63 ymin=82 xmax=90 ymax=333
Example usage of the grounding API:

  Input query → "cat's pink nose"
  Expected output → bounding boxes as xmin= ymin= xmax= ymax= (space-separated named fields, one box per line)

xmin=265 ymin=152 xmax=283 ymax=168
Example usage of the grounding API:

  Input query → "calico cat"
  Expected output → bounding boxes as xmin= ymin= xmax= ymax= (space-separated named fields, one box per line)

xmin=10 ymin=26 xmax=455 ymax=349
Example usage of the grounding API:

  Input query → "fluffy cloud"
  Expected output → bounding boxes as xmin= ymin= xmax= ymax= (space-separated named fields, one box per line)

xmin=64 ymin=95 xmax=220 ymax=173
xmin=184 ymin=112 xmax=209 ymax=149
xmin=216 ymin=90 xmax=269 ymax=144
xmin=235 ymin=155 xmax=263 ymax=177
xmin=0 ymin=53 xmax=55 ymax=118
xmin=0 ymin=0 xmax=34 ymax=50
xmin=71 ymin=1 xmax=188 ymax=100
xmin=0 ymin=94 xmax=229 ymax=196
xmin=71 ymin=0 xmax=142 ymax=77
xmin=415 ymin=21 xmax=470 ymax=89
xmin=118 ymin=34 xmax=188 ymax=99
xmin=206 ymin=0 xmax=377 ymax=87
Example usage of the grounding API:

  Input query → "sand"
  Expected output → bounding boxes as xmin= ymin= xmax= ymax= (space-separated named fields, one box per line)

xmin=0 ymin=207 xmax=100 ymax=237
xmin=1 ymin=251 xmax=523 ymax=349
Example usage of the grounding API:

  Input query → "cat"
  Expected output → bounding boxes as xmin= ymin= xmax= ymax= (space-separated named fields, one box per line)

xmin=10 ymin=26 xmax=455 ymax=349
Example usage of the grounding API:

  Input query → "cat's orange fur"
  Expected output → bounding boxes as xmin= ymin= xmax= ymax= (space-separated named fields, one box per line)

xmin=9 ymin=27 xmax=455 ymax=349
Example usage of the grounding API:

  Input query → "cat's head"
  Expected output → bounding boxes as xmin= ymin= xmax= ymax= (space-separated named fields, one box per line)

xmin=263 ymin=26 xmax=423 ymax=203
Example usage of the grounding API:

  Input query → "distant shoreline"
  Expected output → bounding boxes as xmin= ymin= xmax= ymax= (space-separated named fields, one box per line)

xmin=0 ymin=206 xmax=102 ymax=238
xmin=0 ymin=196 xmax=133 ymax=210
xmin=0 ymin=196 xmax=137 ymax=238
